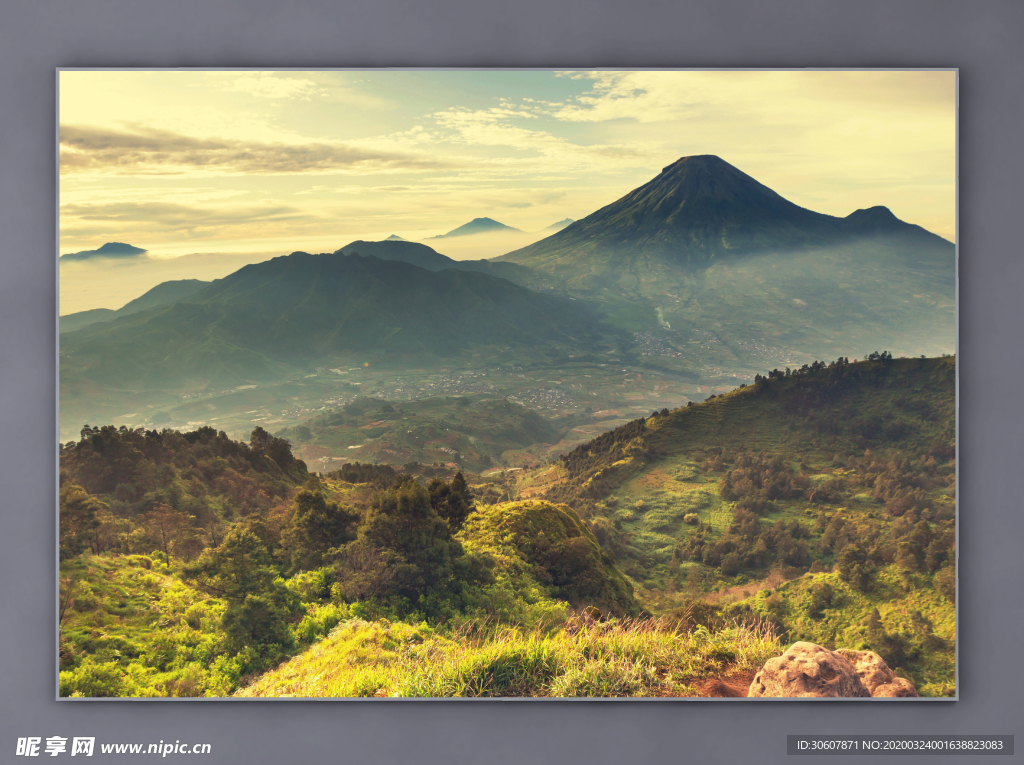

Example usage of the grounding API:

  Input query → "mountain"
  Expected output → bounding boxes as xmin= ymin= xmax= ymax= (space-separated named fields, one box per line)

xmin=543 ymin=218 xmax=575 ymax=233
xmin=60 ymin=252 xmax=608 ymax=390
xmin=335 ymin=240 xmax=535 ymax=284
xmin=61 ymin=242 xmax=148 ymax=261
xmin=59 ymin=279 xmax=211 ymax=333
xmin=429 ymin=217 xmax=522 ymax=239
xmin=495 ymin=155 xmax=955 ymax=360
xmin=499 ymin=155 xmax=950 ymax=268
xmin=385 ymin=234 xmax=407 ymax=241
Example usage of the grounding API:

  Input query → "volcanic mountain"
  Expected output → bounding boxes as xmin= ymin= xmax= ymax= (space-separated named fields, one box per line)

xmin=499 ymin=155 xmax=951 ymax=269
xmin=59 ymin=252 xmax=606 ymax=390
xmin=496 ymin=155 xmax=955 ymax=361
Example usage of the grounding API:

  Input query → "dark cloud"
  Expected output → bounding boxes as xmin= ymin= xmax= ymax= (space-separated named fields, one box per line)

xmin=59 ymin=125 xmax=454 ymax=175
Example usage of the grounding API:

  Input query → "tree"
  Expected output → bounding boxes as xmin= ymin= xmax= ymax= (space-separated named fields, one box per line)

xmin=142 ymin=503 xmax=204 ymax=561
xmin=836 ymin=543 xmax=875 ymax=592
xmin=59 ymin=484 xmax=104 ymax=561
xmin=249 ymin=426 xmax=275 ymax=455
xmin=182 ymin=528 xmax=299 ymax=654
xmin=340 ymin=476 xmax=486 ymax=615
xmin=280 ymin=489 xmax=359 ymax=572
xmin=428 ymin=472 xmax=474 ymax=531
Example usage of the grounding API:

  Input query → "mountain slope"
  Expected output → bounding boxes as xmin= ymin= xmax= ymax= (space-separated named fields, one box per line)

xmin=60 ymin=279 xmax=212 ymax=333
xmin=60 ymin=252 xmax=609 ymax=390
xmin=525 ymin=355 xmax=956 ymax=693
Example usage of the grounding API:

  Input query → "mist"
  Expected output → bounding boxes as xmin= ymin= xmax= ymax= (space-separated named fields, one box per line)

xmin=59 ymin=250 xmax=284 ymax=315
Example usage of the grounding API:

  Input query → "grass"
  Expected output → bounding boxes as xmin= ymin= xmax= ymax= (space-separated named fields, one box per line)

xmin=236 ymin=615 xmax=781 ymax=698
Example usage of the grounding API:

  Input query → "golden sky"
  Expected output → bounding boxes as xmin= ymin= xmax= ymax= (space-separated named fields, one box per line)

xmin=59 ymin=69 xmax=956 ymax=313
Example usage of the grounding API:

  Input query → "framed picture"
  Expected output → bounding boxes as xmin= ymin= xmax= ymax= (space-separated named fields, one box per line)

xmin=57 ymin=69 xmax=956 ymax=699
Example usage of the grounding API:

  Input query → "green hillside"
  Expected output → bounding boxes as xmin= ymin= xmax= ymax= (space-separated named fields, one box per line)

xmin=59 ymin=433 xmax=647 ymax=697
xmin=519 ymin=354 xmax=955 ymax=692
xmin=278 ymin=395 xmax=571 ymax=472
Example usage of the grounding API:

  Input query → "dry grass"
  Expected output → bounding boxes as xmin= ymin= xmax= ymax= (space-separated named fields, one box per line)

xmin=237 ymin=614 xmax=780 ymax=698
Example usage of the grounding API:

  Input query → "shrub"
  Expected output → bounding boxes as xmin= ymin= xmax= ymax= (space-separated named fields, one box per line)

xmin=60 ymin=657 xmax=125 ymax=697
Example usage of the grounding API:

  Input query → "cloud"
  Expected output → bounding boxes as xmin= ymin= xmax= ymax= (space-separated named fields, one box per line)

xmin=59 ymin=125 xmax=456 ymax=176
xmin=213 ymin=72 xmax=326 ymax=101
xmin=61 ymin=200 xmax=310 ymax=239
xmin=426 ymin=106 xmax=661 ymax=177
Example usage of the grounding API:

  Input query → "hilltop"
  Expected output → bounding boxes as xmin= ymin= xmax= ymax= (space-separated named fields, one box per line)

xmin=335 ymin=240 xmax=534 ymax=284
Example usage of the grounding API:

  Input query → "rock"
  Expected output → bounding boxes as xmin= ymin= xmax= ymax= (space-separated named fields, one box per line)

xmin=748 ymin=641 xmax=870 ymax=698
xmin=835 ymin=649 xmax=919 ymax=697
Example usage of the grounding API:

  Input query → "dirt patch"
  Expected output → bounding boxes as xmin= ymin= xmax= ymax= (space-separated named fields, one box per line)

xmin=636 ymin=468 xmax=671 ymax=489
xmin=695 ymin=668 xmax=756 ymax=697
xmin=651 ymin=668 xmax=756 ymax=697
xmin=704 ymin=572 xmax=804 ymax=605
xmin=299 ymin=445 xmax=330 ymax=461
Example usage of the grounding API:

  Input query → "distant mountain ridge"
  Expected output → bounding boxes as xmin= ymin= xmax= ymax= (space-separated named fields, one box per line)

xmin=60 ymin=279 xmax=211 ymax=333
xmin=60 ymin=251 xmax=606 ymax=389
xmin=430 ymin=217 xmax=522 ymax=239
xmin=61 ymin=242 xmax=148 ymax=261
xmin=543 ymin=218 xmax=575 ymax=233
xmin=336 ymin=240 xmax=535 ymax=284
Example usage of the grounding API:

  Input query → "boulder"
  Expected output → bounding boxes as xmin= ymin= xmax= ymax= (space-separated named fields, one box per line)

xmin=835 ymin=649 xmax=919 ymax=698
xmin=748 ymin=642 xmax=870 ymax=698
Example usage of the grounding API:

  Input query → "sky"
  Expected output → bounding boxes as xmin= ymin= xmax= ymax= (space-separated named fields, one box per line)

xmin=59 ymin=69 xmax=956 ymax=314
